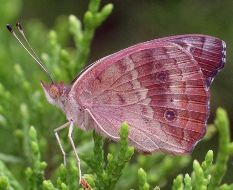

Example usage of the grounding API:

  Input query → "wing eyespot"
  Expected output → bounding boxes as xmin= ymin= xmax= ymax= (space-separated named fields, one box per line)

xmin=164 ymin=109 xmax=177 ymax=121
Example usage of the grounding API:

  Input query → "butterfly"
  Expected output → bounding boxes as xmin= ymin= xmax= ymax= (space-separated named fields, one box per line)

xmin=7 ymin=23 xmax=226 ymax=184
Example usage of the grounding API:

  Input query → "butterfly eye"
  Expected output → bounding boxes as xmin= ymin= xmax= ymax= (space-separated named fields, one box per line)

xmin=50 ymin=85 xmax=59 ymax=99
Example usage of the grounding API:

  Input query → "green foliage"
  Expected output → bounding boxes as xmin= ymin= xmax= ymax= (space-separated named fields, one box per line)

xmin=80 ymin=123 xmax=134 ymax=190
xmin=0 ymin=121 xmax=133 ymax=189
xmin=69 ymin=1 xmax=113 ymax=76
xmin=101 ymin=123 xmax=134 ymax=189
xmin=138 ymin=168 xmax=150 ymax=190
xmin=25 ymin=126 xmax=47 ymax=190
xmin=0 ymin=161 xmax=22 ymax=190
xmin=0 ymin=0 xmax=232 ymax=189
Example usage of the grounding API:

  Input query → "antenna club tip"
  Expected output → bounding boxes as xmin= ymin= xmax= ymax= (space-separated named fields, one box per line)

xmin=16 ymin=22 xmax=22 ymax=30
xmin=6 ymin=24 xmax=13 ymax=32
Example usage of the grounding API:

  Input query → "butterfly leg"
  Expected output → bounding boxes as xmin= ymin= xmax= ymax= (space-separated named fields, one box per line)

xmin=68 ymin=121 xmax=82 ymax=184
xmin=54 ymin=121 xmax=70 ymax=166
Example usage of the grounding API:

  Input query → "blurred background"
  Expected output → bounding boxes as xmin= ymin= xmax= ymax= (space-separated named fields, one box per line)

xmin=0 ymin=0 xmax=233 ymax=189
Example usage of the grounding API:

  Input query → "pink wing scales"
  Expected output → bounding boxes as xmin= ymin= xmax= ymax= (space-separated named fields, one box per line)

xmin=73 ymin=41 xmax=212 ymax=154
xmin=159 ymin=35 xmax=226 ymax=87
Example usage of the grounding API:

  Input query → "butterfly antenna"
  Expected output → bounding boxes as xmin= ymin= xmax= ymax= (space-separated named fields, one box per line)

xmin=16 ymin=22 xmax=45 ymax=69
xmin=6 ymin=23 xmax=53 ymax=82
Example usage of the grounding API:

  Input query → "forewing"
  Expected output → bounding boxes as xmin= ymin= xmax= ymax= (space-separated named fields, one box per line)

xmin=72 ymin=35 xmax=226 ymax=88
xmin=72 ymin=41 xmax=211 ymax=154
xmin=159 ymin=35 xmax=226 ymax=87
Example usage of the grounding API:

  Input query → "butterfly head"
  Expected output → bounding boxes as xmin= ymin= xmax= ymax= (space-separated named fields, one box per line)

xmin=40 ymin=81 xmax=70 ymax=107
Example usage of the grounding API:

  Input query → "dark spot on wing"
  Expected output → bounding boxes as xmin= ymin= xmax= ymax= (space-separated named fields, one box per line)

xmin=96 ymin=76 xmax=101 ymax=83
xmin=156 ymin=71 xmax=168 ymax=82
xmin=117 ymin=93 xmax=125 ymax=104
xmin=164 ymin=109 xmax=177 ymax=121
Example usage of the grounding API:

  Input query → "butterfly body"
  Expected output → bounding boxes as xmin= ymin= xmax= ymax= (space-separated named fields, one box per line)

xmin=41 ymin=34 xmax=226 ymax=154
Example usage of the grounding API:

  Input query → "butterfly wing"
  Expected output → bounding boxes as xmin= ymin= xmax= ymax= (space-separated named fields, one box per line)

xmin=71 ymin=36 xmax=225 ymax=154
xmin=158 ymin=35 xmax=226 ymax=87
xmin=72 ymin=35 xmax=226 ymax=87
